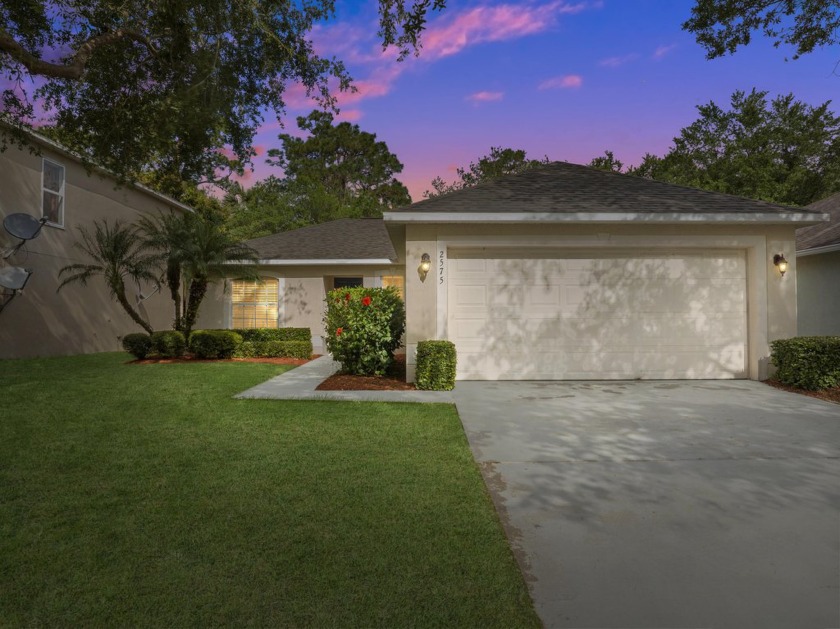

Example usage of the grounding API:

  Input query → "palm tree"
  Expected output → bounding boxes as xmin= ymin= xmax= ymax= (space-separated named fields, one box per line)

xmin=137 ymin=212 xmax=190 ymax=331
xmin=58 ymin=220 xmax=160 ymax=334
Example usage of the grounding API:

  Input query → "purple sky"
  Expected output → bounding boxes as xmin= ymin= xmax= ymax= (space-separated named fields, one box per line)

xmin=245 ymin=0 xmax=840 ymax=201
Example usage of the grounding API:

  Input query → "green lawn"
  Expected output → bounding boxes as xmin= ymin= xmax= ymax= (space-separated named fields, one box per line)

xmin=0 ymin=353 xmax=538 ymax=627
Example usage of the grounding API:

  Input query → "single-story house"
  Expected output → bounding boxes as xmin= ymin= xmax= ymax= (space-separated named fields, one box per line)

xmin=796 ymin=192 xmax=840 ymax=336
xmin=0 ymin=129 xmax=190 ymax=359
xmin=199 ymin=162 xmax=827 ymax=382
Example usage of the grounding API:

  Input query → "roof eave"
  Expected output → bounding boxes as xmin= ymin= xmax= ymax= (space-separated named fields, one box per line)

xmin=229 ymin=258 xmax=397 ymax=266
xmin=383 ymin=211 xmax=829 ymax=224
xmin=796 ymin=242 xmax=840 ymax=257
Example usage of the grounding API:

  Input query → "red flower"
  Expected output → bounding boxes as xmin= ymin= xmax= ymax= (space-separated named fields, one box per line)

xmin=336 ymin=327 xmax=343 ymax=336
xmin=344 ymin=293 xmax=351 ymax=302
xmin=361 ymin=296 xmax=372 ymax=307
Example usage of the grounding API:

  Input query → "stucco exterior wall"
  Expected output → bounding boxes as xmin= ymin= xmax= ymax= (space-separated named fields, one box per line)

xmin=400 ymin=222 xmax=799 ymax=382
xmin=0 ymin=142 xmax=186 ymax=359
xmin=797 ymin=250 xmax=840 ymax=336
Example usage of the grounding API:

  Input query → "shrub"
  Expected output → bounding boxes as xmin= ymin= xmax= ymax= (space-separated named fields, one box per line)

xmin=122 ymin=333 xmax=152 ymax=359
xmin=189 ymin=330 xmax=243 ymax=359
xmin=771 ymin=336 xmax=840 ymax=390
xmin=415 ymin=340 xmax=457 ymax=391
xmin=150 ymin=330 xmax=186 ymax=358
xmin=324 ymin=287 xmax=405 ymax=376
xmin=232 ymin=328 xmax=310 ymax=343
xmin=234 ymin=340 xmax=312 ymax=359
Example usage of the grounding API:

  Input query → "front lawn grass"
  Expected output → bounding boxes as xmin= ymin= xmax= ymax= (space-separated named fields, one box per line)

xmin=0 ymin=353 xmax=538 ymax=627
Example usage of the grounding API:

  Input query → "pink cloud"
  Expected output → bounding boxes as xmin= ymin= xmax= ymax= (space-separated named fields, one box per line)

xmin=538 ymin=74 xmax=583 ymax=90
xmin=335 ymin=109 xmax=363 ymax=122
xmin=599 ymin=53 xmax=639 ymax=68
xmin=466 ymin=91 xmax=504 ymax=103
xmin=653 ymin=44 xmax=676 ymax=59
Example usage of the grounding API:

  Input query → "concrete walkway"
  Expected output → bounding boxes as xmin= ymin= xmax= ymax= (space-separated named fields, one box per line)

xmin=235 ymin=355 xmax=454 ymax=403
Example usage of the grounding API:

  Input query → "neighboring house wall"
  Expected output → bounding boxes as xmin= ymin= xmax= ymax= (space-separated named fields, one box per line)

xmin=796 ymin=250 xmax=840 ymax=336
xmin=0 ymin=142 xmax=185 ymax=359
xmin=401 ymin=222 xmax=798 ymax=382
xmin=198 ymin=265 xmax=406 ymax=353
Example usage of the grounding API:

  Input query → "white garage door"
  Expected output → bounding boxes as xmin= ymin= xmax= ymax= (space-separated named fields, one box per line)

xmin=448 ymin=249 xmax=747 ymax=380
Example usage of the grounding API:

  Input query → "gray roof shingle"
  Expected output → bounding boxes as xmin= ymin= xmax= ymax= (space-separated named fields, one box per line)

xmin=390 ymin=161 xmax=822 ymax=216
xmin=245 ymin=218 xmax=397 ymax=261
xmin=798 ymin=192 xmax=840 ymax=251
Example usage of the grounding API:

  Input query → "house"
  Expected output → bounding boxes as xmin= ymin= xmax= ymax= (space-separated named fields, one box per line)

xmin=0 ymin=130 xmax=191 ymax=359
xmin=796 ymin=192 xmax=840 ymax=336
xmin=200 ymin=162 xmax=827 ymax=382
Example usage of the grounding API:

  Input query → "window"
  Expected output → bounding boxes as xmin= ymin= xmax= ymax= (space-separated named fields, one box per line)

xmin=231 ymin=277 xmax=279 ymax=328
xmin=333 ymin=277 xmax=363 ymax=289
xmin=42 ymin=159 xmax=65 ymax=226
xmin=381 ymin=275 xmax=404 ymax=300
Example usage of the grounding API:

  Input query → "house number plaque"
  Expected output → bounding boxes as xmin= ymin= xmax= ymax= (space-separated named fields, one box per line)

xmin=439 ymin=250 xmax=445 ymax=284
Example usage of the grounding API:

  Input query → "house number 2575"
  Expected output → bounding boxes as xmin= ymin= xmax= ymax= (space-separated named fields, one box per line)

xmin=439 ymin=250 xmax=445 ymax=284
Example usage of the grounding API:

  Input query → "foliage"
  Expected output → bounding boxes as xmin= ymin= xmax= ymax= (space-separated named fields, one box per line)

xmin=222 ymin=177 xmax=302 ymax=241
xmin=121 ymin=333 xmax=152 ymax=359
xmin=425 ymin=146 xmax=550 ymax=198
xmin=771 ymin=336 xmax=840 ymax=390
xmin=0 ymin=0 xmax=446 ymax=186
xmin=324 ymin=287 xmax=406 ymax=376
xmin=150 ymin=330 xmax=186 ymax=358
xmin=415 ymin=340 xmax=457 ymax=391
xmin=684 ymin=0 xmax=840 ymax=60
xmin=189 ymin=330 xmax=242 ymax=359
xmin=230 ymin=328 xmax=311 ymax=343
xmin=57 ymin=219 xmax=159 ymax=334
xmin=234 ymin=340 xmax=312 ymax=359
xmin=588 ymin=150 xmax=624 ymax=172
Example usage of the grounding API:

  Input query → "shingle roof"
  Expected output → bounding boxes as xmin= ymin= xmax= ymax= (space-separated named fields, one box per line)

xmin=245 ymin=218 xmax=397 ymax=261
xmin=798 ymin=192 xmax=840 ymax=251
xmin=390 ymin=161 xmax=821 ymax=216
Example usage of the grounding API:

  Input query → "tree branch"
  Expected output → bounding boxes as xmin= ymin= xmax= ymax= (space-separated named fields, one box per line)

xmin=0 ymin=28 xmax=158 ymax=80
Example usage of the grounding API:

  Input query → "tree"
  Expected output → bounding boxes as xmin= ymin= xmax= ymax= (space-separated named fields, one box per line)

xmin=589 ymin=150 xmax=624 ymax=172
xmin=267 ymin=110 xmax=411 ymax=217
xmin=684 ymin=0 xmax=840 ymax=59
xmin=424 ymin=146 xmax=550 ymax=197
xmin=57 ymin=220 xmax=160 ymax=334
xmin=0 ymin=0 xmax=446 ymax=184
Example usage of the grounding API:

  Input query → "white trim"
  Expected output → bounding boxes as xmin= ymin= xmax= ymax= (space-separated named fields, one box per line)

xmin=796 ymin=242 xmax=840 ymax=257
xmin=436 ymin=241 xmax=448 ymax=340
xmin=41 ymin=157 xmax=65 ymax=228
xmin=384 ymin=211 xmax=828 ymax=224
xmin=253 ymin=258 xmax=395 ymax=266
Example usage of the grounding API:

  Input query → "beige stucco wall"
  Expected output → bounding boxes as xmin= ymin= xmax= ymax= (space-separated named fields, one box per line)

xmin=400 ymin=222 xmax=799 ymax=382
xmin=797 ymin=250 xmax=840 ymax=336
xmin=0 ymin=142 xmax=185 ymax=359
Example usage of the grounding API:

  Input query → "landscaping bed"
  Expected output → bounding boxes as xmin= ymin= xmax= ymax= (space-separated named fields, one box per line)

xmin=317 ymin=353 xmax=416 ymax=391
xmin=132 ymin=355 xmax=317 ymax=366
xmin=765 ymin=379 xmax=840 ymax=404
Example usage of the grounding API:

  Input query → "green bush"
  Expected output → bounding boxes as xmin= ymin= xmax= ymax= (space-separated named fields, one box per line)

xmin=122 ymin=333 xmax=152 ymax=359
xmin=771 ymin=336 xmax=840 ymax=390
xmin=150 ymin=330 xmax=186 ymax=358
xmin=233 ymin=340 xmax=312 ymax=360
xmin=415 ymin=340 xmax=457 ymax=391
xmin=189 ymin=330 xmax=243 ymax=359
xmin=232 ymin=328 xmax=310 ymax=343
xmin=324 ymin=287 xmax=405 ymax=376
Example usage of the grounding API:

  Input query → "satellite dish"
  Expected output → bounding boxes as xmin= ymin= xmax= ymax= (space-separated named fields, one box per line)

xmin=3 ymin=213 xmax=48 ymax=260
xmin=0 ymin=266 xmax=32 ymax=314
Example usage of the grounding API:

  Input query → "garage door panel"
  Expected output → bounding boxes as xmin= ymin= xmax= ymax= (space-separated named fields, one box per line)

xmin=448 ymin=250 xmax=747 ymax=380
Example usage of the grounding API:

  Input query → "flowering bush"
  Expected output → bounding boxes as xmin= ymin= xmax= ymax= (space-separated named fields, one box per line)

xmin=324 ymin=286 xmax=405 ymax=375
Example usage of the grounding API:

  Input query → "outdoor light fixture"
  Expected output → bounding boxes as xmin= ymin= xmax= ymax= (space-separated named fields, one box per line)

xmin=773 ymin=253 xmax=788 ymax=277
xmin=418 ymin=253 xmax=432 ymax=281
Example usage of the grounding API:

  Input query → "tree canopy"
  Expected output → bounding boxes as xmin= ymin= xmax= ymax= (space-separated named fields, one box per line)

xmin=685 ymin=0 xmax=840 ymax=59
xmin=424 ymin=146 xmax=550 ymax=198
xmin=595 ymin=89 xmax=840 ymax=206
xmin=0 ymin=0 xmax=445 ymax=185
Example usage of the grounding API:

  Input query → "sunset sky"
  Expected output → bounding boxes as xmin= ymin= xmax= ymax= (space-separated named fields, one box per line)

xmin=246 ymin=0 xmax=840 ymax=201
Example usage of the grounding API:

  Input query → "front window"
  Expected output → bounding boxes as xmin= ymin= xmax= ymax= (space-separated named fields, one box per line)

xmin=381 ymin=275 xmax=404 ymax=300
xmin=333 ymin=277 xmax=363 ymax=289
xmin=42 ymin=159 xmax=65 ymax=226
xmin=231 ymin=277 xmax=279 ymax=328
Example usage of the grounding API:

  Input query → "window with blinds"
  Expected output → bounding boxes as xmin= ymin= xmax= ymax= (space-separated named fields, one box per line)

xmin=231 ymin=277 xmax=279 ymax=328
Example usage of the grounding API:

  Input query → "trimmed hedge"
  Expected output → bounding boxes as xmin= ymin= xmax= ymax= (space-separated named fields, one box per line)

xmin=415 ymin=340 xmax=457 ymax=391
xmin=122 ymin=333 xmax=152 ymax=359
xmin=189 ymin=330 xmax=243 ymax=359
xmin=150 ymin=330 xmax=186 ymax=358
xmin=232 ymin=328 xmax=310 ymax=343
xmin=233 ymin=340 xmax=312 ymax=360
xmin=771 ymin=336 xmax=840 ymax=390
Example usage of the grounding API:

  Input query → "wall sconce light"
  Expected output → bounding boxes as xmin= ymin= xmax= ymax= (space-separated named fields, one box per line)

xmin=418 ymin=253 xmax=431 ymax=281
xmin=773 ymin=253 xmax=788 ymax=277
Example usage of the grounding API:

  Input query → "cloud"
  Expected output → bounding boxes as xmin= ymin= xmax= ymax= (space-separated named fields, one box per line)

xmin=466 ymin=91 xmax=504 ymax=103
xmin=538 ymin=74 xmax=583 ymax=90
xmin=653 ymin=44 xmax=676 ymax=59
xmin=599 ymin=53 xmax=639 ymax=68
xmin=335 ymin=109 xmax=363 ymax=122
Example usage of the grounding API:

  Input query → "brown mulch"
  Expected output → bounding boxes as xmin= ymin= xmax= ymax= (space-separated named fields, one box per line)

xmin=316 ymin=354 xmax=416 ymax=391
xmin=131 ymin=355 xmax=319 ymax=366
xmin=765 ymin=379 xmax=840 ymax=404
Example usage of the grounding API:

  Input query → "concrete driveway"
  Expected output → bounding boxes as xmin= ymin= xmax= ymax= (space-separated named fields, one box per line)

xmin=452 ymin=380 xmax=840 ymax=629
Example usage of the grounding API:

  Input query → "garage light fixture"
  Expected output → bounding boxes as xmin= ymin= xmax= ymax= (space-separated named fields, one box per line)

xmin=773 ymin=253 xmax=788 ymax=277
xmin=418 ymin=253 xmax=432 ymax=281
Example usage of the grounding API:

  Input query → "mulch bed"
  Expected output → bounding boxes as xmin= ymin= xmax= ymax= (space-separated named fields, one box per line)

xmin=316 ymin=354 xmax=416 ymax=391
xmin=131 ymin=355 xmax=318 ymax=366
xmin=765 ymin=379 xmax=840 ymax=405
